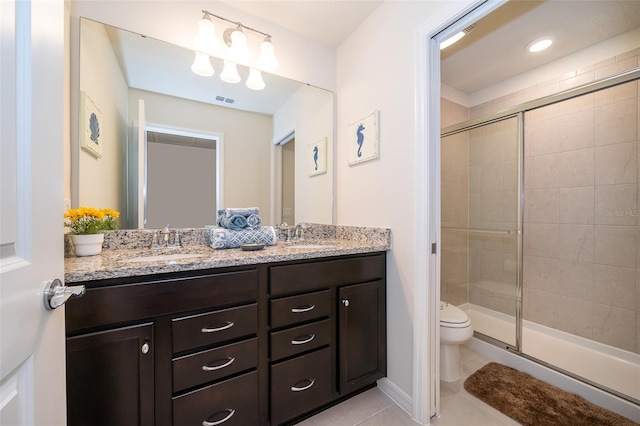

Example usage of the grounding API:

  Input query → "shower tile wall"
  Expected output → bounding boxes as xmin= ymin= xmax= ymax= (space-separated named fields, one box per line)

xmin=461 ymin=47 xmax=640 ymax=354
xmin=441 ymin=99 xmax=470 ymax=306
xmin=467 ymin=118 xmax=519 ymax=316
xmin=523 ymin=80 xmax=639 ymax=354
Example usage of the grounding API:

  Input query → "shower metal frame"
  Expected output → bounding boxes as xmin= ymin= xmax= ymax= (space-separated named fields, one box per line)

xmin=440 ymin=67 xmax=640 ymax=403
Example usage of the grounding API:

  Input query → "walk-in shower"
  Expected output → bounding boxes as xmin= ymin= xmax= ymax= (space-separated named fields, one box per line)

xmin=441 ymin=68 xmax=640 ymax=405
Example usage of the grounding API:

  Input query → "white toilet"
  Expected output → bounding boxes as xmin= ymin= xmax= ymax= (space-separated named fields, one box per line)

xmin=439 ymin=301 xmax=473 ymax=382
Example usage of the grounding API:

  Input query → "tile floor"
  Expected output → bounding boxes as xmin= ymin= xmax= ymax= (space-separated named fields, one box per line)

xmin=299 ymin=344 xmax=520 ymax=425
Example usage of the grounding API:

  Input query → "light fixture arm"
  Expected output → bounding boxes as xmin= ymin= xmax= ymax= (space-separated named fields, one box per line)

xmin=202 ymin=10 xmax=272 ymax=40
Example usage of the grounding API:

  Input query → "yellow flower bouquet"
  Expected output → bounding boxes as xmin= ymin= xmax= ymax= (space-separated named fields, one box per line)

xmin=64 ymin=207 xmax=119 ymax=235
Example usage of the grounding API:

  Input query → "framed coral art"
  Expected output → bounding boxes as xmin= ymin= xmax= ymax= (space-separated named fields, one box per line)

xmin=347 ymin=110 xmax=379 ymax=165
xmin=308 ymin=137 xmax=327 ymax=176
xmin=80 ymin=92 xmax=102 ymax=158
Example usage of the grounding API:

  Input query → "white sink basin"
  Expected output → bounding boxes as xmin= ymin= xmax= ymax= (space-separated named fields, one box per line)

xmin=123 ymin=253 xmax=208 ymax=263
xmin=287 ymin=243 xmax=336 ymax=249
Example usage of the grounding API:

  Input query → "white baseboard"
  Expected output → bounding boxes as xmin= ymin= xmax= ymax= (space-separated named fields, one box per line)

xmin=376 ymin=377 xmax=414 ymax=419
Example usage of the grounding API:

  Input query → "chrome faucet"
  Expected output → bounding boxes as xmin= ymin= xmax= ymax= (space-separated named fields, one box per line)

xmin=161 ymin=225 xmax=170 ymax=245
xmin=294 ymin=223 xmax=306 ymax=240
xmin=151 ymin=224 xmax=181 ymax=249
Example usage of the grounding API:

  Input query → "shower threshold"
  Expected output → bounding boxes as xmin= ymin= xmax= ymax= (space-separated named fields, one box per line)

xmin=461 ymin=303 xmax=640 ymax=404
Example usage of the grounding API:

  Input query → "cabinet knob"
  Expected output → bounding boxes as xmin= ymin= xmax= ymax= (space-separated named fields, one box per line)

xmin=342 ymin=299 xmax=350 ymax=307
xmin=141 ymin=342 xmax=150 ymax=354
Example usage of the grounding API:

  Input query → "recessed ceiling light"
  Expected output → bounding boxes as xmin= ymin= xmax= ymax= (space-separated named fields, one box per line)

xmin=527 ymin=37 xmax=555 ymax=53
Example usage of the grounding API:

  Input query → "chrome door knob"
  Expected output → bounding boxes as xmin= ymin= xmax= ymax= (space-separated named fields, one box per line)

xmin=43 ymin=279 xmax=85 ymax=310
xmin=342 ymin=299 xmax=350 ymax=307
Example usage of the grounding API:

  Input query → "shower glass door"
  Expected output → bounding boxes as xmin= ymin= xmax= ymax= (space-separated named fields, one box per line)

xmin=521 ymin=80 xmax=640 ymax=402
xmin=441 ymin=115 xmax=521 ymax=348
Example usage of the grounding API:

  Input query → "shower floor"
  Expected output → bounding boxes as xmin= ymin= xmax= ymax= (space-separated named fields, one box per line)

xmin=461 ymin=303 xmax=640 ymax=403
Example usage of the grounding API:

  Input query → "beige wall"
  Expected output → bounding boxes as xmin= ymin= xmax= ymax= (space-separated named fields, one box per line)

xmin=78 ymin=18 xmax=128 ymax=214
xmin=274 ymin=85 xmax=334 ymax=224
xmin=130 ymin=89 xmax=273 ymax=225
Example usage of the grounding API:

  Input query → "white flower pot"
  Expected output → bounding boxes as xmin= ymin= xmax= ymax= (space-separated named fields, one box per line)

xmin=71 ymin=233 xmax=104 ymax=257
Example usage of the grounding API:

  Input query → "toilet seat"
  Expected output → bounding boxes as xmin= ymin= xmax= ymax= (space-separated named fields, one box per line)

xmin=440 ymin=301 xmax=471 ymax=328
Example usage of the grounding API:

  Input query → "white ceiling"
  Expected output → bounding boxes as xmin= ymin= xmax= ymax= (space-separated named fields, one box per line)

xmin=440 ymin=0 xmax=640 ymax=96
xmin=104 ymin=0 xmax=640 ymax=114
xmin=225 ymin=0 xmax=640 ymax=97
xmin=219 ymin=0 xmax=383 ymax=47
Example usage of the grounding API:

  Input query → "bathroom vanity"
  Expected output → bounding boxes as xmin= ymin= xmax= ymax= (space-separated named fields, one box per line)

xmin=64 ymin=226 xmax=389 ymax=426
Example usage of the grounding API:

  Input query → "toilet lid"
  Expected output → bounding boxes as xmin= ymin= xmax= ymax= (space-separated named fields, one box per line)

xmin=440 ymin=301 xmax=469 ymax=324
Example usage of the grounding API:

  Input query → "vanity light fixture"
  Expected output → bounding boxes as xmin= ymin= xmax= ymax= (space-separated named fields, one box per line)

xmin=191 ymin=10 xmax=279 ymax=90
xmin=527 ymin=37 xmax=555 ymax=53
xmin=246 ymin=68 xmax=265 ymax=90
xmin=220 ymin=60 xmax=241 ymax=83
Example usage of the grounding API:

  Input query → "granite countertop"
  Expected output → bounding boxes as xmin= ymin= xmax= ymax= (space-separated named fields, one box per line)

xmin=64 ymin=224 xmax=391 ymax=283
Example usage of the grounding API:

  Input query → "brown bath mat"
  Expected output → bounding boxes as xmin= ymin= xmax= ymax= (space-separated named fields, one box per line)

xmin=464 ymin=362 xmax=638 ymax=426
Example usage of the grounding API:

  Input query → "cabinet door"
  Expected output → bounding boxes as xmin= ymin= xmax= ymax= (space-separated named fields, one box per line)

xmin=338 ymin=280 xmax=386 ymax=395
xmin=66 ymin=323 xmax=154 ymax=426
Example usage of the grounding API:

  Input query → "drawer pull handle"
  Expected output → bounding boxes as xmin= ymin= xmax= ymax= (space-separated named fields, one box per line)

xmin=202 ymin=357 xmax=235 ymax=371
xmin=201 ymin=321 xmax=234 ymax=333
xmin=202 ymin=409 xmax=235 ymax=426
xmin=291 ymin=304 xmax=315 ymax=313
xmin=291 ymin=334 xmax=315 ymax=345
xmin=291 ymin=379 xmax=315 ymax=392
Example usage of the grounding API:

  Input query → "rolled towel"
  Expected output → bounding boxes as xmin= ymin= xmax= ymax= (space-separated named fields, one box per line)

xmin=246 ymin=214 xmax=262 ymax=229
xmin=217 ymin=214 xmax=247 ymax=231
xmin=207 ymin=226 xmax=277 ymax=249
xmin=223 ymin=207 xmax=259 ymax=217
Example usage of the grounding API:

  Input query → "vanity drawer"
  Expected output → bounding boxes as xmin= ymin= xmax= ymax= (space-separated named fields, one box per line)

xmin=271 ymin=290 xmax=331 ymax=328
xmin=173 ymin=370 xmax=258 ymax=426
xmin=270 ymin=254 xmax=385 ymax=295
xmin=172 ymin=303 xmax=257 ymax=353
xmin=173 ymin=337 xmax=258 ymax=393
xmin=270 ymin=319 xmax=331 ymax=362
xmin=66 ymin=269 xmax=258 ymax=334
xmin=271 ymin=347 xmax=332 ymax=425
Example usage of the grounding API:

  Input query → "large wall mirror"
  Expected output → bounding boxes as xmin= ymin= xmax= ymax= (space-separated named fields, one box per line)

xmin=76 ymin=18 xmax=334 ymax=229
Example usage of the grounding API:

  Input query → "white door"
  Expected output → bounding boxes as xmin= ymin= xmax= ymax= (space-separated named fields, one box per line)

xmin=0 ymin=0 xmax=67 ymax=424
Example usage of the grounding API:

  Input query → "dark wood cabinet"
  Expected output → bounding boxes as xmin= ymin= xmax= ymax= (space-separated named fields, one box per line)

xmin=338 ymin=280 xmax=386 ymax=395
xmin=66 ymin=323 xmax=154 ymax=426
xmin=65 ymin=267 xmax=263 ymax=426
xmin=66 ymin=252 xmax=386 ymax=426
xmin=269 ymin=253 xmax=386 ymax=425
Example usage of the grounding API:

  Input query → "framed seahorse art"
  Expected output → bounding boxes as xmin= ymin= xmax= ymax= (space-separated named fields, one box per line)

xmin=347 ymin=110 xmax=379 ymax=165
xmin=308 ymin=137 xmax=327 ymax=176
xmin=80 ymin=91 xmax=103 ymax=158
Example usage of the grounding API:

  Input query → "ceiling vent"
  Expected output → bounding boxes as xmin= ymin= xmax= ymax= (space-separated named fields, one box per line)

xmin=215 ymin=96 xmax=235 ymax=104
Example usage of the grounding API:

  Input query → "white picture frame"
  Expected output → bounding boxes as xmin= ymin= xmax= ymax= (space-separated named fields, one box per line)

xmin=80 ymin=91 xmax=103 ymax=158
xmin=347 ymin=110 xmax=379 ymax=165
xmin=308 ymin=137 xmax=327 ymax=176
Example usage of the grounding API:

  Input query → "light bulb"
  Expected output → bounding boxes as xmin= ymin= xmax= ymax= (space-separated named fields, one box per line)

xmin=259 ymin=38 xmax=279 ymax=72
xmin=228 ymin=28 xmax=251 ymax=64
xmin=194 ymin=16 xmax=218 ymax=55
xmin=220 ymin=60 xmax=241 ymax=83
xmin=246 ymin=68 xmax=265 ymax=90
xmin=191 ymin=52 xmax=214 ymax=76
xmin=440 ymin=31 xmax=465 ymax=50
xmin=527 ymin=37 xmax=554 ymax=53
